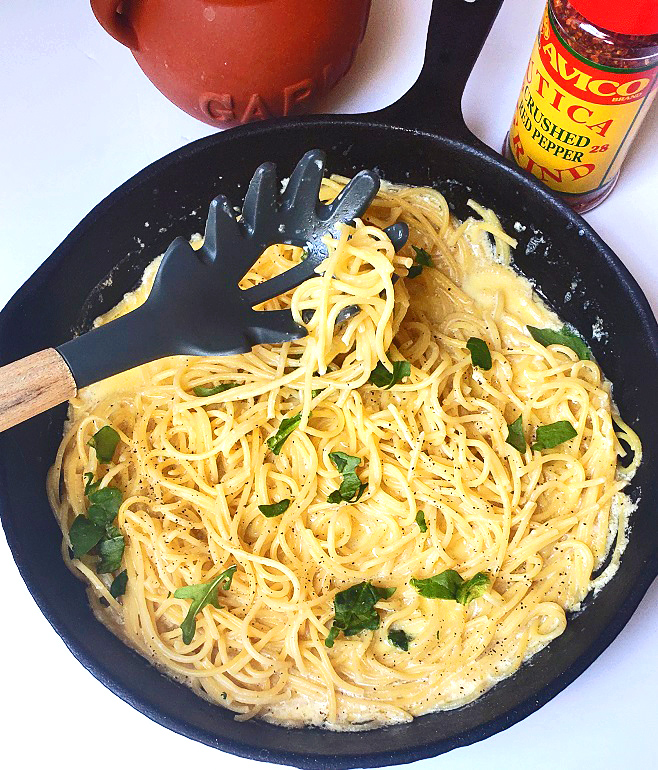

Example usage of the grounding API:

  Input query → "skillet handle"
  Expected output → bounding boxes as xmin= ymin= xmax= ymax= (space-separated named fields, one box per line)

xmin=0 ymin=349 xmax=77 ymax=432
xmin=370 ymin=0 xmax=504 ymax=139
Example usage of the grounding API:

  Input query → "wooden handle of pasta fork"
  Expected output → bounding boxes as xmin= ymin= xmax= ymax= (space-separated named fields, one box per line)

xmin=0 ymin=349 xmax=77 ymax=432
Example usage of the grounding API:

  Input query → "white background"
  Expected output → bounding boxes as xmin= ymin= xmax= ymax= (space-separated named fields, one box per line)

xmin=1 ymin=1 xmax=657 ymax=768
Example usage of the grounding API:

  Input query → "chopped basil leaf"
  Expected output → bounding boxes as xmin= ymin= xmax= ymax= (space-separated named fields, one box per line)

xmin=110 ymin=569 xmax=128 ymax=599
xmin=329 ymin=452 xmax=360 ymax=476
xmin=174 ymin=565 xmax=237 ymax=645
xmin=267 ymin=413 xmax=303 ymax=455
xmin=331 ymin=482 xmax=366 ymax=504
xmin=411 ymin=569 xmax=463 ymax=600
xmin=532 ymin=420 xmax=577 ymax=451
xmin=85 ymin=480 xmax=122 ymax=532
xmin=412 ymin=246 xmax=433 ymax=267
xmin=506 ymin=416 xmax=527 ymax=453
xmin=88 ymin=425 xmax=120 ymax=464
xmin=527 ymin=325 xmax=591 ymax=361
xmin=69 ymin=515 xmax=104 ymax=558
xmin=415 ymin=510 xmax=427 ymax=533
xmin=75 ymin=474 xmax=125 ymax=569
xmin=466 ymin=337 xmax=492 ymax=371
xmin=407 ymin=265 xmax=423 ymax=279
xmin=325 ymin=625 xmax=340 ymax=647
xmin=411 ymin=569 xmax=489 ymax=605
xmin=407 ymin=246 xmax=433 ymax=278
xmin=328 ymin=452 xmax=367 ymax=503
xmin=258 ymin=499 xmax=291 ymax=518
xmin=88 ymin=485 xmax=122 ymax=517
xmin=324 ymin=582 xmax=394 ymax=647
xmin=368 ymin=359 xmax=411 ymax=389
xmin=457 ymin=572 xmax=489 ymax=605
xmin=388 ymin=629 xmax=410 ymax=651
xmin=311 ymin=388 xmax=323 ymax=399
xmin=87 ymin=503 xmax=117 ymax=529
xmin=84 ymin=472 xmax=100 ymax=496
xmin=97 ymin=529 xmax=125 ymax=573
xmin=193 ymin=382 xmax=240 ymax=397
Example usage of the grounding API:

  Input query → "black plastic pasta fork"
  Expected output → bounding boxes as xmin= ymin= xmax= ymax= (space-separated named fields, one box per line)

xmin=0 ymin=150 xmax=407 ymax=432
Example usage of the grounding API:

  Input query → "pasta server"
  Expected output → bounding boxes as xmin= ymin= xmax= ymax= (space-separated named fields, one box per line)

xmin=0 ymin=150 xmax=407 ymax=432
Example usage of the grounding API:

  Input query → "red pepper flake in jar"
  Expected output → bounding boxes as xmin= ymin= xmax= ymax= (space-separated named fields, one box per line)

xmin=504 ymin=0 xmax=658 ymax=212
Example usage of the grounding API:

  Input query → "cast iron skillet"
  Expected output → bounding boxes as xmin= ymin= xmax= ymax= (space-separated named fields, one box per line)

xmin=1 ymin=1 xmax=656 ymax=767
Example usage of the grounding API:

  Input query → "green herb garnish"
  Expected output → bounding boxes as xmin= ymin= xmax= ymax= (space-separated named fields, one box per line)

xmin=88 ymin=426 xmax=120 ymax=464
xmin=85 ymin=478 xmax=122 ymax=527
xmin=407 ymin=246 xmax=433 ymax=278
xmin=415 ymin=510 xmax=427 ymax=533
xmin=174 ymin=565 xmax=237 ymax=645
xmin=413 ymin=247 xmax=432 ymax=266
xmin=258 ymin=499 xmax=291 ymax=518
xmin=388 ymin=629 xmax=410 ymax=651
xmin=466 ymin=337 xmax=492 ymax=371
xmin=88 ymin=485 xmax=122 ymax=515
xmin=527 ymin=325 xmax=591 ymax=361
xmin=457 ymin=572 xmax=490 ymax=605
xmin=532 ymin=420 xmax=578 ymax=451
xmin=84 ymin=472 xmax=100 ymax=496
xmin=69 ymin=515 xmax=105 ymax=558
xmin=266 ymin=413 xmax=303 ymax=455
xmin=325 ymin=582 xmax=395 ymax=647
xmin=193 ymin=383 xmax=240 ymax=397
xmin=70 ymin=474 xmax=125 ymax=570
xmin=506 ymin=416 xmax=527 ymax=453
xmin=110 ymin=570 xmax=128 ymax=599
xmin=87 ymin=504 xmax=115 ymax=530
xmin=97 ymin=527 xmax=125 ymax=573
xmin=327 ymin=452 xmax=367 ymax=503
xmin=87 ymin=487 xmax=121 ymax=529
xmin=368 ymin=360 xmax=411 ymax=389
xmin=411 ymin=569 xmax=489 ymax=605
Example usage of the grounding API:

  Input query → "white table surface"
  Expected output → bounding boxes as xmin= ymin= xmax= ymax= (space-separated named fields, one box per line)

xmin=1 ymin=1 xmax=657 ymax=768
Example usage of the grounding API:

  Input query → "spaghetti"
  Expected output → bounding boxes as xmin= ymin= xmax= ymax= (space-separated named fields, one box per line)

xmin=47 ymin=179 xmax=640 ymax=728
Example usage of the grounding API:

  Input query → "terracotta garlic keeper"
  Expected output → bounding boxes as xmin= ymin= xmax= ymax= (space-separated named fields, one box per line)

xmin=91 ymin=0 xmax=372 ymax=128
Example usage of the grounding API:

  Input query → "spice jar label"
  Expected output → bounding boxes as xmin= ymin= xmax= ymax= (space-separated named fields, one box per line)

xmin=508 ymin=6 xmax=658 ymax=198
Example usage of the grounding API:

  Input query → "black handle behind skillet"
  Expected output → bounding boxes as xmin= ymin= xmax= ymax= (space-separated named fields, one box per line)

xmin=0 ymin=1 xmax=657 ymax=768
xmin=371 ymin=0 xmax=502 ymax=139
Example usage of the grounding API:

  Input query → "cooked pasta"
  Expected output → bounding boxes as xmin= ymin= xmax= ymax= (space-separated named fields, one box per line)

xmin=47 ymin=178 xmax=640 ymax=728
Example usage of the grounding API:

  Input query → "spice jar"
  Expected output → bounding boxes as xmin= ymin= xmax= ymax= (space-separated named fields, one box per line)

xmin=504 ymin=0 xmax=658 ymax=212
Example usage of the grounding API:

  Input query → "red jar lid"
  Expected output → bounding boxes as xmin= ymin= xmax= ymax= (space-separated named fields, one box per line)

xmin=569 ymin=0 xmax=658 ymax=36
